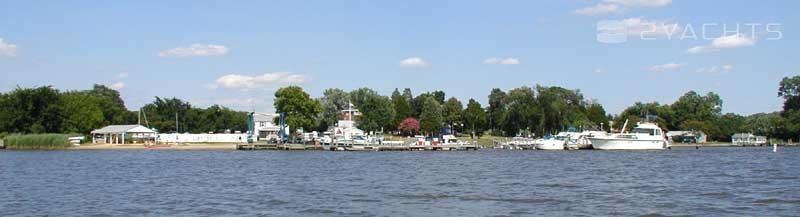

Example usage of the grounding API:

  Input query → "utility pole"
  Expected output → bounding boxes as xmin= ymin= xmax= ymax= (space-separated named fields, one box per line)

xmin=175 ymin=112 xmax=179 ymax=133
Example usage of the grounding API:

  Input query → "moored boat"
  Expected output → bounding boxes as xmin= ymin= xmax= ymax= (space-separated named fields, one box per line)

xmin=588 ymin=121 xmax=669 ymax=150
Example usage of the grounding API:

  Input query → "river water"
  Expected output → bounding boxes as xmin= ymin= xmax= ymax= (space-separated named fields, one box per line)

xmin=1 ymin=147 xmax=798 ymax=216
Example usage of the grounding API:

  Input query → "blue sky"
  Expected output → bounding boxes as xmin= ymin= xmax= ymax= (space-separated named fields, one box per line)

xmin=0 ymin=0 xmax=796 ymax=115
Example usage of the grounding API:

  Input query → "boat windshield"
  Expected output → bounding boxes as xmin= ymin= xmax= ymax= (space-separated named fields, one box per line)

xmin=631 ymin=128 xmax=655 ymax=135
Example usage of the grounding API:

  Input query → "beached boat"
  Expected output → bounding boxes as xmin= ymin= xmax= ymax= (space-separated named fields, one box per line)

xmin=588 ymin=121 xmax=669 ymax=150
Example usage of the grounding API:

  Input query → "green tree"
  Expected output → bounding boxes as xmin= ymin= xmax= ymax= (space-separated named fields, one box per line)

xmin=487 ymin=88 xmax=507 ymax=131
xmin=0 ymin=86 xmax=65 ymax=133
xmin=671 ymin=91 xmax=722 ymax=128
xmin=586 ymin=101 xmax=609 ymax=130
xmin=502 ymin=87 xmax=540 ymax=136
xmin=274 ymin=86 xmax=322 ymax=140
xmin=62 ymin=92 xmax=104 ymax=134
xmin=419 ymin=97 xmax=443 ymax=135
xmin=462 ymin=99 xmax=487 ymax=137
xmin=442 ymin=97 xmax=463 ymax=127
xmin=411 ymin=92 xmax=436 ymax=118
xmin=91 ymin=84 xmax=133 ymax=125
xmin=317 ymin=88 xmax=350 ymax=131
xmin=716 ymin=113 xmax=746 ymax=141
xmin=391 ymin=88 xmax=412 ymax=131
xmin=779 ymin=76 xmax=800 ymax=139
xmin=615 ymin=102 xmax=673 ymax=131
xmin=350 ymin=88 xmax=395 ymax=132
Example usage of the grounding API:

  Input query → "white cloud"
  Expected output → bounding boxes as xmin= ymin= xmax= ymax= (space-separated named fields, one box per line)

xmin=594 ymin=69 xmax=605 ymax=73
xmin=573 ymin=3 xmax=622 ymax=16
xmin=606 ymin=0 xmax=672 ymax=7
xmin=399 ymin=57 xmax=429 ymax=68
xmin=696 ymin=64 xmax=733 ymax=74
xmin=109 ymin=82 xmax=126 ymax=90
xmin=210 ymin=72 xmax=309 ymax=90
xmin=649 ymin=62 xmax=685 ymax=72
xmin=484 ymin=57 xmax=520 ymax=65
xmin=116 ymin=72 xmax=129 ymax=79
xmin=722 ymin=64 xmax=733 ymax=71
xmin=687 ymin=34 xmax=755 ymax=54
xmin=574 ymin=0 xmax=671 ymax=16
xmin=158 ymin=44 xmax=228 ymax=57
xmin=0 ymin=38 xmax=18 ymax=57
xmin=622 ymin=17 xmax=680 ymax=38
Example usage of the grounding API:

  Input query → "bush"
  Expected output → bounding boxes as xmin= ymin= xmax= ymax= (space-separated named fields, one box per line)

xmin=4 ymin=134 xmax=75 ymax=150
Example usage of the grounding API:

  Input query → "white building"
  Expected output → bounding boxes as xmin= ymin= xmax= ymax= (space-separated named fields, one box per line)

xmin=91 ymin=125 xmax=156 ymax=144
xmin=253 ymin=113 xmax=288 ymax=141
xmin=732 ymin=133 xmax=767 ymax=145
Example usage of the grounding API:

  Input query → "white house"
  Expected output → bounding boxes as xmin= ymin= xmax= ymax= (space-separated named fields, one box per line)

xmin=732 ymin=133 xmax=767 ymax=145
xmin=253 ymin=113 xmax=288 ymax=141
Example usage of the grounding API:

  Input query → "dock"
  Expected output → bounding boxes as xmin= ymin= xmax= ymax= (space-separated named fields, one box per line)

xmin=236 ymin=142 xmax=481 ymax=151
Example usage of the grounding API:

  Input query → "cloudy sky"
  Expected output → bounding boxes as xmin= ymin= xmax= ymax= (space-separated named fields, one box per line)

xmin=0 ymin=0 xmax=796 ymax=115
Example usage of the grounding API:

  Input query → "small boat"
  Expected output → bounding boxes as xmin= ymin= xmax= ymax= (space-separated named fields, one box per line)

xmin=535 ymin=135 xmax=565 ymax=150
xmin=588 ymin=120 xmax=670 ymax=150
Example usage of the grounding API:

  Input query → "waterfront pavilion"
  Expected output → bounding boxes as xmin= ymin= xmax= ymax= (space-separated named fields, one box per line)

xmin=91 ymin=125 xmax=156 ymax=144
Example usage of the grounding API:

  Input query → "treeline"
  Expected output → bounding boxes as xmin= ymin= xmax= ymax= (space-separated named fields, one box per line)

xmin=0 ymin=85 xmax=247 ymax=136
xmin=274 ymin=85 xmax=606 ymax=138
xmin=274 ymin=76 xmax=800 ymax=142
xmin=3 ymin=75 xmax=799 ymax=142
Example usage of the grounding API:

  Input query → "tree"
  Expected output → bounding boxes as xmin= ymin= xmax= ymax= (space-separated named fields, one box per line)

xmin=419 ymin=97 xmax=443 ymax=135
xmin=779 ymin=76 xmax=800 ymax=139
xmin=317 ymin=88 xmax=350 ymax=131
xmin=487 ymin=88 xmax=507 ymax=131
xmin=391 ymin=88 xmax=412 ymax=131
xmin=431 ymin=90 xmax=446 ymax=104
xmin=442 ymin=97 xmax=463 ymax=127
xmin=350 ymin=88 xmax=395 ymax=132
xmin=398 ymin=117 xmax=420 ymax=136
xmin=0 ymin=86 xmax=65 ymax=133
xmin=274 ymin=86 xmax=322 ymax=140
xmin=411 ymin=92 xmax=436 ymax=118
xmin=462 ymin=99 xmax=487 ymax=137
xmin=615 ymin=102 xmax=673 ymax=131
xmin=62 ymin=92 xmax=104 ymax=134
xmin=91 ymin=84 xmax=132 ymax=125
xmin=536 ymin=85 xmax=590 ymax=133
xmin=671 ymin=91 xmax=722 ymax=128
xmin=716 ymin=113 xmax=746 ymax=141
xmin=502 ymin=87 xmax=540 ymax=136
xmin=586 ymin=101 xmax=609 ymax=130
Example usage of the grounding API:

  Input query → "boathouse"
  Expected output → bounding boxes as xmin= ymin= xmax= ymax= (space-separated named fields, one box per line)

xmin=91 ymin=125 xmax=156 ymax=144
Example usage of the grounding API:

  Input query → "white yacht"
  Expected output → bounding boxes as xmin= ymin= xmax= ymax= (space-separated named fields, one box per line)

xmin=588 ymin=121 xmax=669 ymax=150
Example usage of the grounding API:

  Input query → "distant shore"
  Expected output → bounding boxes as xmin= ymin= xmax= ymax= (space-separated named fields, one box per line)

xmin=70 ymin=143 xmax=236 ymax=150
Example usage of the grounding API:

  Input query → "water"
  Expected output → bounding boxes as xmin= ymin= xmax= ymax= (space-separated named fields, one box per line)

xmin=1 ymin=147 xmax=798 ymax=217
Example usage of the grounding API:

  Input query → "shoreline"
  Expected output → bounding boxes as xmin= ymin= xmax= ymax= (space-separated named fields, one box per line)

xmin=69 ymin=143 xmax=237 ymax=150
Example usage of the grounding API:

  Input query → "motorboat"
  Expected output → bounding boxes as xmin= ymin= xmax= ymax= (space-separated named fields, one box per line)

xmin=588 ymin=120 xmax=670 ymax=150
xmin=535 ymin=135 xmax=565 ymax=150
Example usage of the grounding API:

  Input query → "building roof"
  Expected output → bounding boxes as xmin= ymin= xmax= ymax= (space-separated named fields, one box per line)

xmin=91 ymin=125 xmax=155 ymax=134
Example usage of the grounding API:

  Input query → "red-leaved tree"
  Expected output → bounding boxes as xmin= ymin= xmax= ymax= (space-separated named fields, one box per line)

xmin=398 ymin=118 xmax=420 ymax=136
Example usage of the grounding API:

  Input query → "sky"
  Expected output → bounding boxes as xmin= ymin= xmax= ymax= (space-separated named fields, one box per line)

xmin=0 ymin=0 xmax=796 ymax=115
